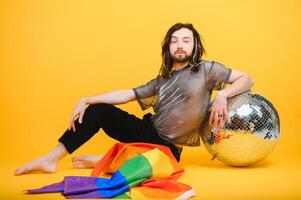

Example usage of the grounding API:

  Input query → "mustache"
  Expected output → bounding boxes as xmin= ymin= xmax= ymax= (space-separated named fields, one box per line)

xmin=175 ymin=50 xmax=186 ymax=54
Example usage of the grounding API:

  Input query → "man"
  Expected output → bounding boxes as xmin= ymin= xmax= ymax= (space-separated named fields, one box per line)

xmin=14 ymin=23 xmax=254 ymax=175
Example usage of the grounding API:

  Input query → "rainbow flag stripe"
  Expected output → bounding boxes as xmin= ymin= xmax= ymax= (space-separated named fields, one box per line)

xmin=26 ymin=142 xmax=196 ymax=199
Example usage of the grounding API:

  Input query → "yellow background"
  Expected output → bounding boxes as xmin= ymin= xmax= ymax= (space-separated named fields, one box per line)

xmin=1 ymin=0 xmax=300 ymax=199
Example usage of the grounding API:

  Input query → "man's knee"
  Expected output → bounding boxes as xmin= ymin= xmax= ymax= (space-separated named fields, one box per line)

xmin=85 ymin=103 xmax=114 ymax=116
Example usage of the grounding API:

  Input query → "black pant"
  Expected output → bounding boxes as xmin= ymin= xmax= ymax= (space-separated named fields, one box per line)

xmin=58 ymin=103 xmax=182 ymax=161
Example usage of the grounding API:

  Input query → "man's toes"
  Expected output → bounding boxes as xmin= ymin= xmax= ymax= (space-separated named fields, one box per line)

xmin=14 ymin=167 xmax=21 ymax=173
xmin=72 ymin=160 xmax=82 ymax=167
xmin=72 ymin=156 xmax=81 ymax=162
xmin=73 ymin=163 xmax=85 ymax=169
xmin=14 ymin=167 xmax=28 ymax=175
xmin=72 ymin=155 xmax=87 ymax=162
xmin=14 ymin=169 xmax=21 ymax=175
xmin=15 ymin=167 xmax=24 ymax=173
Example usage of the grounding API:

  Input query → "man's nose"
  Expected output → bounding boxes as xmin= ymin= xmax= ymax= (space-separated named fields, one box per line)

xmin=177 ymin=45 xmax=183 ymax=50
xmin=177 ymin=41 xmax=183 ymax=49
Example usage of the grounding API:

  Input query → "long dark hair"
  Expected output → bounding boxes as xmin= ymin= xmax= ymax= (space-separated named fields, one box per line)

xmin=159 ymin=23 xmax=206 ymax=79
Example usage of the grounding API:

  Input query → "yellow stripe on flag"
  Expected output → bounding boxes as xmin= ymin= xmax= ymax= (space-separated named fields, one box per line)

xmin=142 ymin=148 xmax=175 ymax=177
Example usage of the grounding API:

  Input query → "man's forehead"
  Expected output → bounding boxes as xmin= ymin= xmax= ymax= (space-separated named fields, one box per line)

xmin=171 ymin=28 xmax=193 ymax=39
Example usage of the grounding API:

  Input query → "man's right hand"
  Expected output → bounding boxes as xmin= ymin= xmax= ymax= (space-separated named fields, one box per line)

xmin=68 ymin=98 xmax=89 ymax=132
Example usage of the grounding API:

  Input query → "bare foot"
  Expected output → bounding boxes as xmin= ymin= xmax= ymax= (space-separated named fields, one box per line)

xmin=72 ymin=155 xmax=103 ymax=169
xmin=14 ymin=156 xmax=58 ymax=176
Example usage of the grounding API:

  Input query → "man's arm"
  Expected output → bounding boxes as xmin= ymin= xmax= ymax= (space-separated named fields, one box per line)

xmin=209 ymin=69 xmax=255 ymax=128
xmin=67 ymin=89 xmax=137 ymax=132
xmin=218 ymin=69 xmax=254 ymax=98
xmin=82 ymin=89 xmax=137 ymax=105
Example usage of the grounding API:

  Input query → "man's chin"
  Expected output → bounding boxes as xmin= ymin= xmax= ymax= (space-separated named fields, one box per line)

xmin=173 ymin=58 xmax=190 ymax=63
xmin=172 ymin=55 xmax=191 ymax=63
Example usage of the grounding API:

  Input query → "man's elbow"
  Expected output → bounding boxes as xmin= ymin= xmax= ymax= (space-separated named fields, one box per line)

xmin=246 ymin=74 xmax=255 ymax=88
xmin=127 ymin=89 xmax=137 ymax=102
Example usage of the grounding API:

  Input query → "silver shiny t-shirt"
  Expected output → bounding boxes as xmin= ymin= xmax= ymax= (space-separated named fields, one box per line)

xmin=132 ymin=60 xmax=232 ymax=147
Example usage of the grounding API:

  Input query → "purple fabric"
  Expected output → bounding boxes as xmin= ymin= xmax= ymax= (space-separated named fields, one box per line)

xmin=25 ymin=175 xmax=133 ymax=198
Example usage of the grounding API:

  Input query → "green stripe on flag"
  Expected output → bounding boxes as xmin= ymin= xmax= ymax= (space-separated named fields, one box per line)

xmin=118 ymin=154 xmax=153 ymax=183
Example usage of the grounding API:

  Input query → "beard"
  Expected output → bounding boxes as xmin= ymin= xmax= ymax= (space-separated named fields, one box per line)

xmin=171 ymin=52 xmax=192 ymax=63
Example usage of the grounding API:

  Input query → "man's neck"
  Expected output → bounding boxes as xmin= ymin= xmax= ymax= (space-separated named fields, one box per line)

xmin=172 ymin=61 xmax=189 ymax=71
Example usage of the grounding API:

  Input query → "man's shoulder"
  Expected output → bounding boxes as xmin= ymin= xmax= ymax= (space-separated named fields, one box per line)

xmin=200 ymin=59 xmax=213 ymax=64
xmin=196 ymin=59 xmax=213 ymax=72
xmin=199 ymin=59 xmax=227 ymax=70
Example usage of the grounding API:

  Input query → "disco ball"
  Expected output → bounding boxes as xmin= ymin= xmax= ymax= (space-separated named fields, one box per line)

xmin=200 ymin=91 xmax=280 ymax=167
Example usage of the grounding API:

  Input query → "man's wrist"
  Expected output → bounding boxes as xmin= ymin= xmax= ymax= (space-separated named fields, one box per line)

xmin=217 ymin=90 xmax=228 ymax=99
xmin=81 ymin=97 xmax=91 ymax=104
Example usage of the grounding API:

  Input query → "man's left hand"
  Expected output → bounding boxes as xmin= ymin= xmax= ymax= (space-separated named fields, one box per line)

xmin=209 ymin=91 xmax=231 ymax=129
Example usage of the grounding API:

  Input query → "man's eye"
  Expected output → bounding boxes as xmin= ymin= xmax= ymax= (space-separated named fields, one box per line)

xmin=184 ymin=40 xmax=190 ymax=43
xmin=171 ymin=40 xmax=177 ymax=43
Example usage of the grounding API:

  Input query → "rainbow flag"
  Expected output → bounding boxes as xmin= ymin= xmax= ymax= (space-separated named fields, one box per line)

xmin=26 ymin=142 xmax=196 ymax=199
